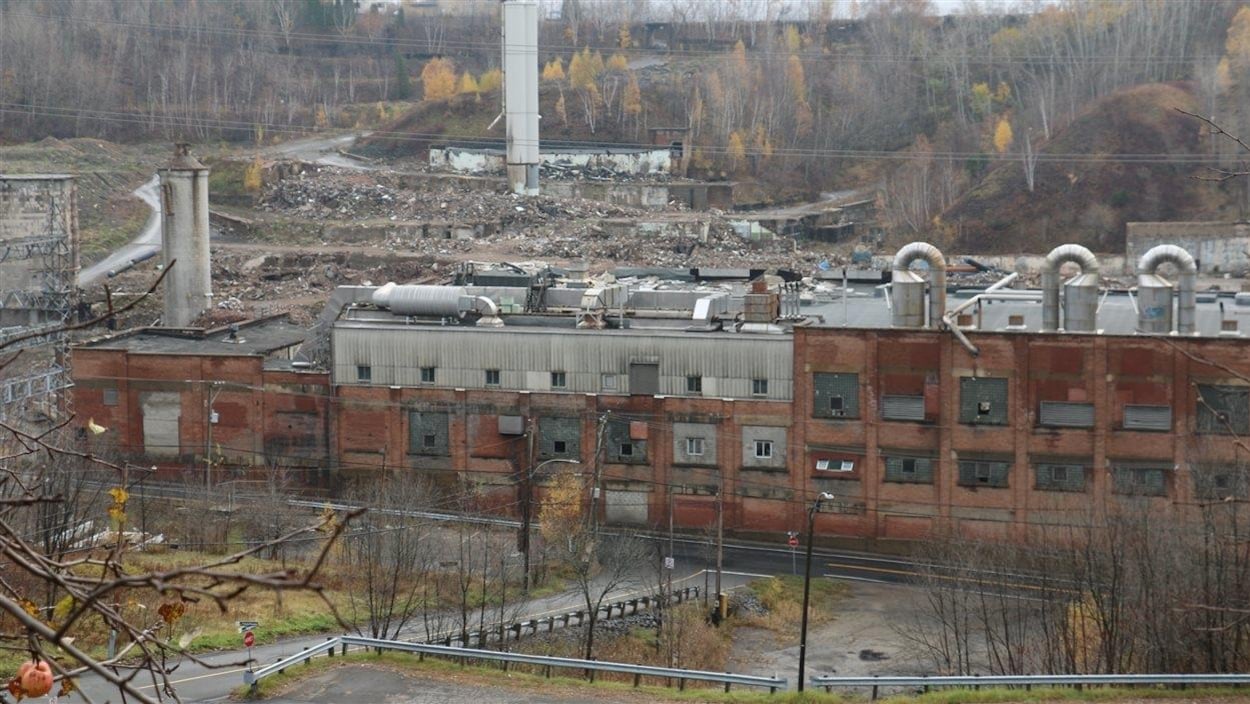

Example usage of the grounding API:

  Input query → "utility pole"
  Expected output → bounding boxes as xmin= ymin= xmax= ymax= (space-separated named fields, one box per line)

xmin=798 ymin=492 xmax=834 ymax=693
xmin=204 ymin=381 xmax=222 ymax=492
xmin=715 ymin=486 xmax=724 ymax=620
xmin=520 ymin=416 xmax=536 ymax=592
xmin=588 ymin=413 xmax=607 ymax=534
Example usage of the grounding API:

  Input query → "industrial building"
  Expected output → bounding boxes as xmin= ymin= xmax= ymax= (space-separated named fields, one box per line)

xmin=71 ymin=241 xmax=1250 ymax=545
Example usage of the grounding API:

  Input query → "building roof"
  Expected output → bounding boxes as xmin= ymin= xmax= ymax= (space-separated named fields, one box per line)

xmin=78 ymin=316 xmax=306 ymax=356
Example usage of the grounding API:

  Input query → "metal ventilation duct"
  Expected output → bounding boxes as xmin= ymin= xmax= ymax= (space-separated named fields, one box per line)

xmin=1136 ymin=244 xmax=1197 ymax=335
xmin=891 ymin=242 xmax=946 ymax=328
xmin=371 ymin=283 xmax=502 ymax=326
xmin=1041 ymin=244 xmax=1100 ymax=332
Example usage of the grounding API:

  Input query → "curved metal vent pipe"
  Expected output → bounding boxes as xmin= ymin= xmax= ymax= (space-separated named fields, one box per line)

xmin=372 ymin=283 xmax=503 ymax=326
xmin=891 ymin=242 xmax=946 ymax=328
xmin=1041 ymin=244 xmax=1100 ymax=332
xmin=1136 ymin=244 xmax=1197 ymax=335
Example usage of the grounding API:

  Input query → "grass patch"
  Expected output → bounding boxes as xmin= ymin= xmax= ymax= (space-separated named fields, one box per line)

xmin=745 ymin=575 xmax=845 ymax=633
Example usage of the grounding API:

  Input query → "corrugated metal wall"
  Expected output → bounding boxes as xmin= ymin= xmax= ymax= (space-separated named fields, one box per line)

xmin=332 ymin=326 xmax=793 ymax=400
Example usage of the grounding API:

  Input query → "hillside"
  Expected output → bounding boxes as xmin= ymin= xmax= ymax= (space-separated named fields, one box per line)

xmin=941 ymin=82 xmax=1237 ymax=254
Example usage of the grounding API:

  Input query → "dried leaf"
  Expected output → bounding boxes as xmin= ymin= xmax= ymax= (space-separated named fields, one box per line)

xmin=57 ymin=677 xmax=76 ymax=696
xmin=157 ymin=600 xmax=186 ymax=625
xmin=18 ymin=599 xmax=39 ymax=619
xmin=7 ymin=676 xmax=23 ymax=699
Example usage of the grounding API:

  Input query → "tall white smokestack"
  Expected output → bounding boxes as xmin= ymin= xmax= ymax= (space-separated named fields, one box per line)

xmin=159 ymin=143 xmax=212 ymax=327
xmin=502 ymin=0 xmax=539 ymax=196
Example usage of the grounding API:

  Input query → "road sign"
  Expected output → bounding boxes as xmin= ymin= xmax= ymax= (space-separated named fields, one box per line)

xmin=663 ymin=556 xmax=675 ymax=570
xmin=238 ymin=620 xmax=259 ymax=633
xmin=243 ymin=631 xmax=255 ymax=648
xmin=788 ymin=535 xmax=799 ymax=547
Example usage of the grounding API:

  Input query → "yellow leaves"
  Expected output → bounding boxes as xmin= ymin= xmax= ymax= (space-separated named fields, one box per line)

xmin=993 ymin=117 xmax=1014 ymax=154
xmin=86 ymin=418 xmax=107 ymax=436
xmin=555 ymin=90 xmax=568 ymax=126
xmin=726 ymin=131 xmax=747 ymax=173
xmin=107 ymin=487 xmax=128 ymax=529
xmin=18 ymin=599 xmax=39 ymax=620
xmin=606 ymin=53 xmax=629 ymax=73
xmin=618 ymin=25 xmax=632 ymax=49
xmin=242 ymin=157 xmax=264 ymax=194
xmin=51 ymin=595 xmax=75 ymax=623
xmin=157 ymin=600 xmax=187 ymax=625
xmin=537 ymin=471 xmax=584 ymax=547
xmin=971 ymin=82 xmax=992 ymax=117
xmin=316 ymin=503 xmax=338 ymax=534
xmin=786 ymin=55 xmax=807 ymax=103
xmin=541 ymin=58 xmax=565 ymax=82
xmin=622 ymin=71 xmax=642 ymax=117
xmin=478 ymin=68 xmax=502 ymax=94
xmin=457 ymin=72 xmax=479 ymax=95
xmin=420 ymin=58 xmax=457 ymax=102
xmin=569 ymin=47 xmax=603 ymax=91
xmin=784 ymin=25 xmax=802 ymax=53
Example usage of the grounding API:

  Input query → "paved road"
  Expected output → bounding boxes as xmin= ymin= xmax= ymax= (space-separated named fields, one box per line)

xmin=78 ymin=175 xmax=161 ymax=287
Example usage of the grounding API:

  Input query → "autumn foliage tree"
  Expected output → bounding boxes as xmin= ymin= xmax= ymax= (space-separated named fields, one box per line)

xmin=420 ymin=57 xmax=457 ymax=102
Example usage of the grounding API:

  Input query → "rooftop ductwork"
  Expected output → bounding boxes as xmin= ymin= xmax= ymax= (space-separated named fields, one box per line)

xmin=371 ymin=283 xmax=503 ymax=327
xmin=891 ymin=242 xmax=946 ymax=328
xmin=1041 ymin=244 xmax=1100 ymax=332
xmin=1136 ymin=244 xmax=1197 ymax=336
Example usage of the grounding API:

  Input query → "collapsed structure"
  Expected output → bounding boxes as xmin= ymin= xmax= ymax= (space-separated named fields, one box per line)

xmin=72 ymin=242 xmax=1250 ymax=545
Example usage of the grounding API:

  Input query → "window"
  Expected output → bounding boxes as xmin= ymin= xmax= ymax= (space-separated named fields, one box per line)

xmin=420 ymin=367 xmax=436 ymax=383
xmin=356 ymin=365 xmax=371 ymax=382
xmin=607 ymin=418 xmax=646 ymax=463
xmin=485 ymin=369 xmax=501 ymax=386
xmin=1112 ymin=465 xmax=1168 ymax=497
xmin=686 ymin=437 xmax=705 ymax=456
xmin=553 ymin=440 xmax=567 ymax=454
xmin=1038 ymin=402 xmax=1095 ymax=429
xmin=1123 ymin=404 xmax=1170 ymax=432
xmin=754 ymin=440 xmax=773 ymax=459
xmin=539 ymin=417 xmax=580 ymax=459
xmin=551 ymin=371 xmax=567 ymax=389
xmin=1197 ymin=385 xmax=1250 ymax=434
xmin=1195 ymin=465 xmax=1250 ymax=500
xmin=960 ymin=377 xmax=1009 ymax=425
xmin=882 ymin=395 xmax=925 ymax=421
xmin=102 ymin=387 xmax=119 ymax=407
xmin=619 ymin=442 xmax=634 ymax=457
xmin=813 ymin=373 xmax=859 ymax=418
xmin=407 ymin=411 xmax=449 ymax=456
xmin=884 ymin=456 xmax=934 ymax=484
xmin=816 ymin=459 xmax=855 ymax=472
xmin=957 ymin=460 xmax=1010 ymax=488
xmin=422 ymin=434 xmax=436 ymax=448
xmin=752 ymin=378 xmax=769 ymax=396
xmin=601 ymin=374 xmax=618 ymax=391
xmin=686 ymin=376 xmax=703 ymax=393
xmin=1035 ymin=463 xmax=1087 ymax=492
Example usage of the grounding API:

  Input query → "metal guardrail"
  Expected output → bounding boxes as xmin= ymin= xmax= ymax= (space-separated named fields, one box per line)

xmin=244 ymin=634 xmax=786 ymax=693
xmin=810 ymin=673 xmax=1250 ymax=698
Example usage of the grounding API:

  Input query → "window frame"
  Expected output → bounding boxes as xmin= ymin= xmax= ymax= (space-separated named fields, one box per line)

xmin=754 ymin=439 xmax=774 ymax=459
xmin=686 ymin=375 xmax=703 ymax=394
xmin=420 ymin=366 xmax=436 ymax=384
xmin=601 ymin=374 xmax=618 ymax=391
xmin=752 ymin=378 xmax=769 ymax=396
xmin=356 ymin=365 xmax=372 ymax=382
xmin=685 ymin=437 xmax=705 ymax=456
xmin=550 ymin=371 xmax=567 ymax=389
xmin=485 ymin=369 xmax=501 ymax=386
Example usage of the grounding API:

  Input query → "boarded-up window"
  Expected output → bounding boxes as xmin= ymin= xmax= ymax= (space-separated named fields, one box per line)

xmin=629 ymin=363 xmax=659 ymax=396
xmin=813 ymin=372 xmax=859 ymax=419
xmin=538 ymin=417 xmax=580 ymax=460
xmin=140 ymin=391 xmax=181 ymax=458
xmin=959 ymin=377 xmax=1009 ymax=425
xmin=1197 ymin=385 xmax=1250 ymax=435
xmin=884 ymin=456 xmax=934 ymax=484
xmin=408 ymin=411 xmax=449 ymax=456
xmin=1038 ymin=402 xmax=1095 ymax=429
xmin=1035 ymin=463 xmax=1087 ymax=492
xmin=607 ymin=418 xmax=647 ymax=464
xmin=1113 ymin=465 xmax=1168 ymax=497
xmin=882 ymin=395 xmax=925 ymax=421
xmin=605 ymin=490 xmax=648 ymax=524
xmin=958 ymin=460 xmax=1010 ymax=488
xmin=1123 ymin=404 xmax=1170 ymax=432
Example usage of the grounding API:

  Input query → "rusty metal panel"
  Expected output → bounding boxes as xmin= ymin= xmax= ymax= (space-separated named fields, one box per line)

xmin=1038 ymin=401 xmax=1095 ymax=428
xmin=882 ymin=395 xmax=925 ymax=421
xmin=1123 ymin=404 xmax=1171 ymax=432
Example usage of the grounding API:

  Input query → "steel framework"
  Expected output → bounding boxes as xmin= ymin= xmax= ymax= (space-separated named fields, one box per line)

xmin=0 ymin=175 xmax=77 ymax=422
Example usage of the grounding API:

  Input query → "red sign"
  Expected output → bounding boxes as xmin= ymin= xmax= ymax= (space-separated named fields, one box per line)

xmin=243 ymin=631 xmax=255 ymax=648
xmin=788 ymin=535 xmax=799 ymax=548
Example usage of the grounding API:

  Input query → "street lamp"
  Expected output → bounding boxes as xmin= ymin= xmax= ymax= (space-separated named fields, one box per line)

xmin=797 ymin=491 xmax=834 ymax=693
xmin=519 ymin=458 xmax=581 ymax=593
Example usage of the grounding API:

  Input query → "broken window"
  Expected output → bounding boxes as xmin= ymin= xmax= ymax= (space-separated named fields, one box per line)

xmin=884 ymin=456 xmax=934 ymax=484
xmin=1194 ymin=464 xmax=1250 ymax=500
xmin=957 ymin=460 xmax=1010 ymax=488
xmin=1112 ymin=465 xmax=1168 ymax=497
xmin=960 ymin=377 xmax=1008 ymax=425
xmin=1197 ymin=385 xmax=1250 ymax=435
xmin=813 ymin=372 xmax=859 ymax=418
xmin=1035 ymin=463 xmax=1087 ymax=492
xmin=553 ymin=440 xmax=567 ymax=454
xmin=607 ymin=418 xmax=646 ymax=464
